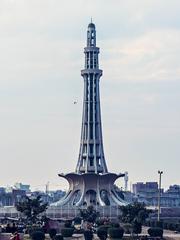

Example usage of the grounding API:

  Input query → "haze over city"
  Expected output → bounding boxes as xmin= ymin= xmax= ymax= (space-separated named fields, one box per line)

xmin=0 ymin=0 xmax=180 ymax=191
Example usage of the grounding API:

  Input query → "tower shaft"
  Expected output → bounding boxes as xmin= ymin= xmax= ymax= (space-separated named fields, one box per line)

xmin=76 ymin=23 xmax=108 ymax=174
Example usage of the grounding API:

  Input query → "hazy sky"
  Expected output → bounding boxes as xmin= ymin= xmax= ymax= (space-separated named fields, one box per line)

xmin=0 ymin=0 xmax=180 ymax=191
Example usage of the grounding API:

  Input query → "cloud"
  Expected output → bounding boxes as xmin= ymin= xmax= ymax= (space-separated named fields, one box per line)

xmin=101 ymin=29 xmax=180 ymax=82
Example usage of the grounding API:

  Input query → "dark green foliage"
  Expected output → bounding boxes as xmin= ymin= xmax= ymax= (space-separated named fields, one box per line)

xmin=27 ymin=225 xmax=43 ymax=236
xmin=156 ymin=221 xmax=163 ymax=228
xmin=79 ymin=205 xmax=99 ymax=223
xmin=61 ymin=228 xmax=74 ymax=237
xmin=163 ymin=222 xmax=168 ymax=229
xmin=96 ymin=218 xmax=110 ymax=226
xmin=97 ymin=227 xmax=108 ymax=240
xmin=31 ymin=230 xmax=45 ymax=240
xmin=148 ymin=227 xmax=163 ymax=237
xmin=165 ymin=222 xmax=178 ymax=231
xmin=112 ymin=223 xmax=120 ymax=228
xmin=64 ymin=220 xmax=72 ymax=228
xmin=15 ymin=195 xmax=48 ymax=224
xmin=98 ymin=225 xmax=112 ymax=234
xmin=84 ymin=230 xmax=93 ymax=240
xmin=49 ymin=228 xmax=57 ymax=239
xmin=122 ymin=223 xmax=132 ymax=234
xmin=54 ymin=234 xmax=64 ymax=240
xmin=167 ymin=223 xmax=176 ymax=231
xmin=176 ymin=225 xmax=180 ymax=232
xmin=119 ymin=202 xmax=151 ymax=237
xmin=119 ymin=202 xmax=151 ymax=224
xmin=108 ymin=227 xmax=124 ymax=239
xmin=73 ymin=217 xmax=82 ymax=224
xmin=147 ymin=220 xmax=180 ymax=232
xmin=96 ymin=219 xmax=105 ymax=226
xmin=132 ymin=220 xmax=142 ymax=235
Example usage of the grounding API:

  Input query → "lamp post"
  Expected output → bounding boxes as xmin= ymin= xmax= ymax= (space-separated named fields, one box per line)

xmin=158 ymin=170 xmax=163 ymax=222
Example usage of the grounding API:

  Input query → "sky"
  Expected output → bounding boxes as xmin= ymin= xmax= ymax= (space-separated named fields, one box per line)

xmin=0 ymin=0 xmax=180 ymax=191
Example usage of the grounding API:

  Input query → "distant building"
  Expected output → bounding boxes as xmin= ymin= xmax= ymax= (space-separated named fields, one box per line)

xmin=0 ymin=182 xmax=66 ymax=207
xmin=12 ymin=189 xmax=26 ymax=203
xmin=0 ymin=189 xmax=26 ymax=206
xmin=0 ymin=192 xmax=13 ymax=206
xmin=133 ymin=182 xmax=158 ymax=195
xmin=161 ymin=185 xmax=180 ymax=207
xmin=0 ymin=187 xmax=5 ymax=194
xmin=14 ymin=182 xmax=31 ymax=192
xmin=133 ymin=182 xmax=180 ymax=207
xmin=29 ymin=190 xmax=66 ymax=205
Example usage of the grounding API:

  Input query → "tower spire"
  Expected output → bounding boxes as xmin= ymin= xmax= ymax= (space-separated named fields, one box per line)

xmin=76 ymin=22 xmax=108 ymax=174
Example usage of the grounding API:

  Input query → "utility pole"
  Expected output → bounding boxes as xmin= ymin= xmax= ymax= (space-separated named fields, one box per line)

xmin=158 ymin=170 xmax=163 ymax=222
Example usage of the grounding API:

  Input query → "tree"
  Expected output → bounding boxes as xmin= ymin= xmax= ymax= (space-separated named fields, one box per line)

xmin=119 ymin=202 xmax=151 ymax=236
xmin=79 ymin=205 xmax=99 ymax=223
xmin=119 ymin=202 xmax=151 ymax=224
xmin=15 ymin=195 xmax=48 ymax=224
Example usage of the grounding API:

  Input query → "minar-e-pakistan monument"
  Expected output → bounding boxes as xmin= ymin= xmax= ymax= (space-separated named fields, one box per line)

xmin=53 ymin=22 xmax=126 ymax=207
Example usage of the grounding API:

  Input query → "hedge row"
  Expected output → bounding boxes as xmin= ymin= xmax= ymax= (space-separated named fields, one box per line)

xmin=146 ymin=220 xmax=180 ymax=232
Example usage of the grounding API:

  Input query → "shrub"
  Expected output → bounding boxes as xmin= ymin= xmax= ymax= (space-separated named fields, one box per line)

xmin=148 ymin=227 xmax=163 ymax=237
xmin=73 ymin=217 xmax=82 ymax=224
xmin=156 ymin=221 xmax=163 ymax=229
xmin=26 ymin=224 xmax=43 ymax=236
xmin=27 ymin=226 xmax=43 ymax=237
xmin=122 ymin=223 xmax=132 ymax=234
xmin=96 ymin=219 xmax=106 ymax=226
xmin=96 ymin=218 xmax=111 ymax=226
xmin=108 ymin=227 xmax=124 ymax=239
xmin=112 ymin=223 xmax=120 ymax=228
xmin=97 ymin=227 xmax=107 ymax=240
xmin=31 ymin=230 xmax=45 ymax=240
xmin=64 ymin=221 xmax=72 ymax=228
xmin=49 ymin=228 xmax=57 ymax=239
xmin=55 ymin=234 xmax=64 ymax=240
xmin=84 ymin=230 xmax=93 ymax=240
xmin=98 ymin=225 xmax=112 ymax=234
xmin=176 ymin=225 xmax=180 ymax=232
xmin=132 ymin=221 xmax=142 ymax=235
xmin=145 ymin=221 xmax=150 ymax=227
xmin=61 ymin=228 xmax=74 ymax=237
xmin=167 ymin=223 xmax=176 ymax=231
xmin=163 ymin=222 xmax=168 ymax=229
xmin=150 ymin=221 xmax=155 ymax=228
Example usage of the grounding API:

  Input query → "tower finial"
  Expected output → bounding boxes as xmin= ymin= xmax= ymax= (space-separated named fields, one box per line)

xmin=91 ymin=17 xmax=92 ymax=23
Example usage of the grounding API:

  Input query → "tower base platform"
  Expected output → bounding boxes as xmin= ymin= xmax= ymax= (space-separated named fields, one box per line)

xmin=51 ymin=172 xmax=127 ymax=207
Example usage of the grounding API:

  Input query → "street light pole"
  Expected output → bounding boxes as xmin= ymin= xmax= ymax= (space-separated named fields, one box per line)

xmin=158 ymin=170 xmax=163 ymax=222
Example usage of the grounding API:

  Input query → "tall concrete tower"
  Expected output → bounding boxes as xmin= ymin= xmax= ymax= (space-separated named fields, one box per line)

xmin=76 ymin=22 xmax=108 ymax=174
xmin=53 ymin=22 xmax=126 ymax=207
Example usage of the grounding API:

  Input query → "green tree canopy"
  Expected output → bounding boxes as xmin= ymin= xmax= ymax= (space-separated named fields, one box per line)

xmin=15 ymin=195 xmax=48 ymax=224
xmin=119 ymin=202 xmax=151 ymax=224
xmin=79 ymin=205 xmax=99 ymax=223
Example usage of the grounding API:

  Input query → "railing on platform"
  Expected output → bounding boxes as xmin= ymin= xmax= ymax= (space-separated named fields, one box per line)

xmin=0 ymin=205 xmax=122 ymax=219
